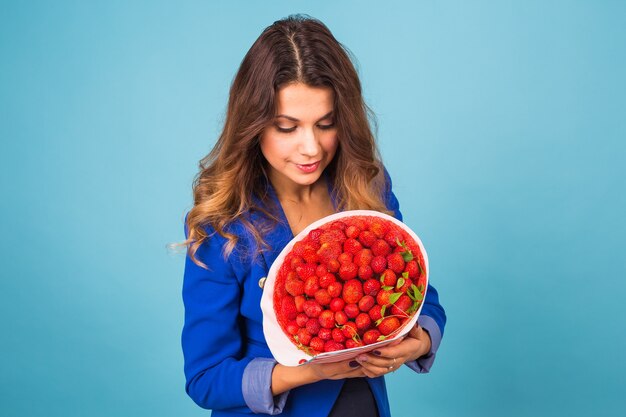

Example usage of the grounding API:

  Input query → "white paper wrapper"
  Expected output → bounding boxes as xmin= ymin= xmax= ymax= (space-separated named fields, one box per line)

xmin=261 ymin=210 xmax=429 ymax=366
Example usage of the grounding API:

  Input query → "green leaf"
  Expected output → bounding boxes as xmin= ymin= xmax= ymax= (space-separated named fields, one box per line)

xmin=417 ymin=284 xmax=424 ymax=293
xmin=401 ymin=250 xmax=413 ymax=262
xmin=381 ymin=286 xmax=393 ymax=291
xmin=375 ymin=318 xmax=384 ymax=326
xmin=377 ymin=335 xmax=387 ymax=342
xmin=396 ymin=277 xmax=405 ymax=289
xmin=379 ymin=272 xmax=386 ymax=284
xmin=389 ymin=292 xmax=402 ymax=305
xmin=402 ymin=271 xmax=409 ymax=279
xmin=380 ymin=305 xmax=387 ymax=317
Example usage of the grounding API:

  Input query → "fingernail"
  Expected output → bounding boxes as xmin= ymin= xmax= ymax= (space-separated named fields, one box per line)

xmin=349 ymin=360 xmax=359 ymax=368
xmin=357 ymin=355 xmax=368 ymax=362
xmin=373 ymin=350 xmax=382 ymax=356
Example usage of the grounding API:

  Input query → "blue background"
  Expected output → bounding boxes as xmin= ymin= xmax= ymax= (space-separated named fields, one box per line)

xmin=1 ymin=1 xmax=624 ymax=416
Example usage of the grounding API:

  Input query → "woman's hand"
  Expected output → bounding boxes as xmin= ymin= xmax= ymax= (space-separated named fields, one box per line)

xmin=272 ymin=358 xmax=365 ymax=395
xmin=354 ymin=325 xmax=432 ymax=378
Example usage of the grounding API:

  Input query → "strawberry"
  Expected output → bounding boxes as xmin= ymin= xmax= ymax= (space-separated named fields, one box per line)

xmin=303 ymin=300 xmax=322 ymax=318
xmin=358 ymin=230 xmax=377 ymax=248
xmin=363 ymin=329 xmax=381 ymax=345
xmin=319 ymin=272 xmax=336 ymax=288
xmin=380 ymin=269 xmax=397 ymax=287
xmin=377 ymin=316 xmax=400 ymax=336
xmin=318 ymin=327 xmax=332 ymax=341
xmin=369 ymin=220 xmax=388 ymax=238
xmin=405 ymin=260 xmax=419 ymax=279
xmin=396 ymin=275 xmax=412 ymax=293
xmin=345 ymin=339 xmax=363 ymax=349
xmin=327 ymin=281 xmax=342 ymax=298
xmin=320 ymin=229 xmax=346 ymax=245
xmin=384 ymin=229 xmax=404 ymax=248
xmin=391 ymin=294 xmax=413 ymax=317
xmin=315 ymin=264 xmax=328 ymax=278
xmin=368 ymin=304 xmax=383 ymax=322
xmin=344 ymin=303 xmax=360 ymax=319
xmin=345 ymin=224 xmax=361 ymax=239
xmin=296 ymin=313 xmax=308 ymax=327
xmin=338 ymin=252 xmax=353 ymax=265
xmin=290 ymin=256 xmax=304 ymax=270
xmin=280 ymin=296 xmax=297 ymax=320
xmin=343 ymin=238 xmax=363 ymax=255
xmin=330 ymin=221 xmax=347 ymax=231
xmin=371 ymin=240 xmax=391 ymax=257
xmin=306 ymin=318 xmax=320 ymax=335
xmin=318 ymin=310 xmax=335 ymax=329
xmin=324 ymin=340 xmax=344 ymax=352
xmin=310 ymin=337 xmax=325 ymax=352
xmin=316 ymin=242 xmax=341 ymax=264
xmin=351 ymin=217 xmax=367 ymax=230
xmin=296 ymin=328 xmax=312 ymax=345
xmin=338 ymin=263 xmax=358 ymax=281
xmin=286 ymin=321 xmax=299 ymax=335
xmin=341 ymin=322 xmax=359 ymax=339
xmin=342 ymin=279 xmax=363 ymax=304
xmin=371 ymin=256 xmax=387 ymax=274
xmin=285 ymin=279 xmax=304 ymax=296
xmin=329 ymin=297 xmax=346 ymax=312
xmin=363 ymin=279 xmax=381 ymax=296
xmin=334 ymin=310 xmax=348 ymax=325
xmin=353 ymin=249 xmax=373 ymax=267
xmin=358 ymin=265 xmax=373 ymax=280
xmin=314 ymin=289 xmax=332 ymax=306
xmin=386 ymin=253 xmax=405 ymax=274
xmin=296 ymin=263 xmax=316 ymax=280
xmin=294 ymin=295 xmax=306 ymax=312
xmin=302 ymin=242 xmax=319 ymax=263
xmin=355 ymin=313 xmax=372 ymax=331
xmin=292 ymin=241 xmax=306 ymax=257
xmin=358 ymin=295 xmax=375 ymax=312
xmin=308 ymin=228 xmax=323 ymax=244
xmin=304 ymin=276 xmax=320 ymax=297
xmin=376 ymin=289 xmax=393 ymax=306
xmin=331 ymin=328 xmax=346 ymax=343
xmin=327 ymin=259 xmax=340 ymax=273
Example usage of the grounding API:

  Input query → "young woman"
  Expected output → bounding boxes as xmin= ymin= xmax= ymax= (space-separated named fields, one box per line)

xmin=181 ymin=15 xmax=446 ymax=417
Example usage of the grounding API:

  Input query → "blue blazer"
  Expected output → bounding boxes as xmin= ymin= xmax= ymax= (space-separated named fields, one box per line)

xmin=181 ymin=178 xmax=446 ymax=417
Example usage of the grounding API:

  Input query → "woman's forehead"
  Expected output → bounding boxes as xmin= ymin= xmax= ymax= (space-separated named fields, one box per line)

xmin=275 ymin=83 xmax=334 ymax=121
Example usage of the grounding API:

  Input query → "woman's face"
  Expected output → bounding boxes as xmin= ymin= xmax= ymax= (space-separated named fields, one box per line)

xmin=260 ymin=82 xmax=338 ymax=193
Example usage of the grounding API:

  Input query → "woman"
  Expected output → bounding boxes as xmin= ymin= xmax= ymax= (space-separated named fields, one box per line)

xmin=182 ymin=15 xmax=446 ymax=417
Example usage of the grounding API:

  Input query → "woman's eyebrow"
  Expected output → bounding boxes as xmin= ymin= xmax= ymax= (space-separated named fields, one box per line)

xmin=275 ymin=111 xmax=334 ymax=122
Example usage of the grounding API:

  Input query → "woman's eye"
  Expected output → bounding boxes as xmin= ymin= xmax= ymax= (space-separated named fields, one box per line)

xmin=317 ymin=123 xmax=335 ymax=130
xmin=275 ymin=125 xmax=297 ymax=133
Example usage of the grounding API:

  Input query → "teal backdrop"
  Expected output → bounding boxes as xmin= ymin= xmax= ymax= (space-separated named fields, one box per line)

xmin=1 ymin=1 xmax=624 ymax=416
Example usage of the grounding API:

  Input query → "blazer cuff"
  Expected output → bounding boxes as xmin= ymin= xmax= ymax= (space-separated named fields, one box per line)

xmin=405 ymin=315 xmax=442 ymax=374
xmin=242 ymin=357 xmax=289 ymax=414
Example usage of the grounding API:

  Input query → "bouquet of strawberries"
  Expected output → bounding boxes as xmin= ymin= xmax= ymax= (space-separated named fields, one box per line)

xmin=261 ymin=210 xmax=428 ymax=366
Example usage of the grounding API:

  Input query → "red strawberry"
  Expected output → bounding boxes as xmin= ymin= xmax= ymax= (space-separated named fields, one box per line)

xmin=316 ymin=242 xmax=341 ymax=264
xmin=304 ymin=276 xmax=320 ymax=297
xmin=318 ymin=310 xmax=335 ymax=329
xmin=380 ymin=269 xmax=397 ymax=287
xmin=338 ymin=263 xmax=358 ymax=281
xmin=351 ymin=218 xmax=367 ymax=231
xmin=344 ymin=303 xmax=360 ymax=319
xmin=296 ymin=313 xmax=308 ymax=327
xmin=376 ymin=289 xmax=393 ymax=306
xmin=331 ymin=328 xmax=346 ymax=343
xmin=318 ymin=328 xmax=332 ymax=341
xmin=397 ymin=276 xmax=412 ymax=293
xmin=355 ymin=313 xmax=372 ymax=331
xmin=341 ymin=322 xmax=359 ymax=339
xmin=368 ymin=304 xmax=384 ymax=322
xmin=296 ymin=263 xmax=316 ymax=280
xmin=345 ymin=225 xmax=361 ymax=239
xmin=286 ymin=321 xmax=299 ymax=335
xmin=285 ymin=279 xmax=304 ymax=296
xmin=294 ymin=295 xmax=306 ymax=312
xmin=319 ymin=272 xmax=336 ymax=288
xmin=363 ymin=279 xmax=381 ymax=296
xmin=377 ymin=316 xmax=400 ymax=336
xmin=330 ymin=221 xmax=347 ymax=231
xmin=303 ymin=300 xmax=322 ymax=318
xmin=327 ymin=281 xmax=342 ymax=298
xmin=334 ymin=310 xmax=348 ymax=325
xmin=308 ymin=228 xmax=323 ymax=244
xmin=324 ymin=340 xmax=344 ymax=352
xmin=310 ymin=337 xmax=325 ymax=352
xmin=358 ymin=265 xmax=373 ymax=280
xmin=314 ymin=289 xmax=332 ymax=306
xmin=327 ymin=259 xmax=340 ymax=273
xmin=358 ymin=230 xmax=377 ymax=247
xmin=371 ymin=256 xmax=387 ymax=274
xmin=345 ymin=339 xmax=363 ymax=349
xmin=329 ymin=297 xmax=346 ymax=312
xmin=320 ymin=229 xmax=346 ymax=245
xmin=342 ymin=279 xmax=363 ymax=304
xmin=302 ymin=242 xmax=319 ymax=263
xmin=338 ymin=252 xmax=353 ymax=265
xmin=306 ymin=318 xmax=320 ymax=335
xmin=315 ymin=264 xmax=328 ymax=278
xmin=358 ymin=295 xmax=375 ymax=312
xmin=280 ymin=296 xmax=297 ymax=320
xmin=386 ymin=253 xmax=405 ymax=274
xmin=369 ymin=220 xmax=389 ymax=238
xmin=343 ymin=238 xmax=363 ymax=255
xmin=405 ymin=260 xmax=420 ymax=279
xmin=363 ymin=329 xmax=382 ymax=345
xmin=296 ymin=328 xmax=312 ymax=345
xmin=292 ymin=241 xmax=306 ymax=257
xmin=290 ymin=256 xmax=304 ymax=270
xmin=353 ymin=249 xmax=373 ymax=267
xmin=391 ymin=294 xmax=413 ymax=317
xmin=371 ymin=240 xmax=391 ymax=257
xmin=384 ymin=229 xmax=403 ymax=248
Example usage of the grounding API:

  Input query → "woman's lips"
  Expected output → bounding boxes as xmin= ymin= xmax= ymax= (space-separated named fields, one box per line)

xmin=295 ymin=161 xmax=321 ymax=173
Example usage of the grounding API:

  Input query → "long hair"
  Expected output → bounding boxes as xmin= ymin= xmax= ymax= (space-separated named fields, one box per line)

xmin=185 ymin=15 xmax=392 ymax=268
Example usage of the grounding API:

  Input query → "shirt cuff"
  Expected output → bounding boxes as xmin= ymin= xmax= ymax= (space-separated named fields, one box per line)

xmin=404 ymin=315 xmax=442 ymax=374
xmin=242 ymin=357 xmax=289 ymax=414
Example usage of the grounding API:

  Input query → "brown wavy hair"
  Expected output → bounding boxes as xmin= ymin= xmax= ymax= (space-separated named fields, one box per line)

xmin=185 ymin=15 xmax=392 ymax=268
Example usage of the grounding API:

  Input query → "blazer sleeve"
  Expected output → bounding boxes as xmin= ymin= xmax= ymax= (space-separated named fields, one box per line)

xmin=181 ymin=223 xmax=253 ymax=410
xmin=383 ymin=168 xmax=447 ymax=342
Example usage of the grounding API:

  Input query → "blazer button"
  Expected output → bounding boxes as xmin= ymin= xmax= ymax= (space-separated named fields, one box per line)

xmin=258 ymin=277 xmax=267 ymax=289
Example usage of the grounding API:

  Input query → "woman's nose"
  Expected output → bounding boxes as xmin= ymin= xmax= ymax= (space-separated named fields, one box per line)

xmin=298 ymin=128 xmax=320 ymax=156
